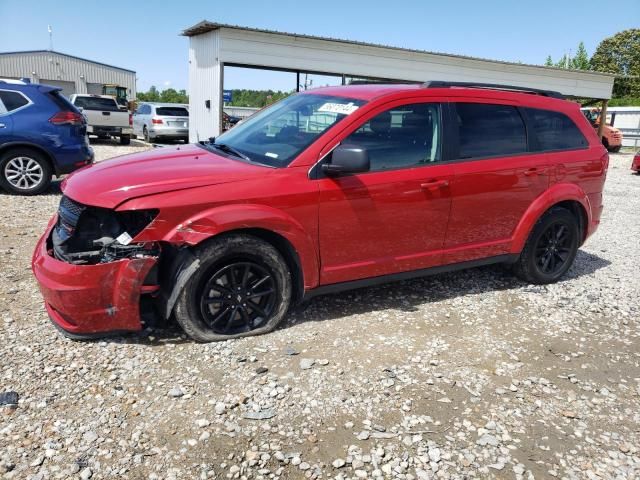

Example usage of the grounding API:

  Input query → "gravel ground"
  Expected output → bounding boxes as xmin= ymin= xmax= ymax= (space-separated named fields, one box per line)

xmin=1 ymin=146 xmax=639 ymax=480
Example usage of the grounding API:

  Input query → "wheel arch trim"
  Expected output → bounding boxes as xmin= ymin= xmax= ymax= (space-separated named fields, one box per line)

xmin=510 ymin=183 xmax=591 ymax=254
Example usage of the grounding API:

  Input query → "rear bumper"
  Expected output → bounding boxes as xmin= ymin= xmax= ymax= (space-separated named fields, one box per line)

xmin=88 ymin=126 xmax=133 ymax=136
xmin=149 ymin=125 xmax=189 ymax=138
xmin=53 ymin=143 xmax=94 ymax=175
xmin=31 ymin=217 xmax=156 ymax=336
xmin=586 ymin=192 xmax=603 ymax=239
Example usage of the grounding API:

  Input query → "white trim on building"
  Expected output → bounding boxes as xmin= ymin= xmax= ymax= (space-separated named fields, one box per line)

xmin=183 ymin=21 xmax=616 ymax=141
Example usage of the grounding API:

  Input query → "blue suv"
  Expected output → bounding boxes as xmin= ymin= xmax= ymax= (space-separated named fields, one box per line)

xmin=0 ymin=80 xmax=94 ymax=195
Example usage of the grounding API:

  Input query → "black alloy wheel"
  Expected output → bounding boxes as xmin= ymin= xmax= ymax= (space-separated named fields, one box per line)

xmin=173 ymin=234 xmax=292 ymax=342
xmin=534 ymin=222 xmax=572 ymax=275
xmin=513 ymin=207 xmax=579 ymax=284
xmin=199 ymin=261 xmax=277 ymax=335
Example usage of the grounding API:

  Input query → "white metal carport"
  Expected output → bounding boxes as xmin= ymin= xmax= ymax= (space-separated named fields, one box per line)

xmin=182 ymin=21 xmax=616 ymax=142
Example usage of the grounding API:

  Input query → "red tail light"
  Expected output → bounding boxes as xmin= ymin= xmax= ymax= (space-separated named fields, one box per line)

xmin=50 ymin=111 xmax=84 ymax=126
xmin=152 ymin=117 xmax=163 ymax=125
xmin=129 ymin=113 xmax=133 ymax=126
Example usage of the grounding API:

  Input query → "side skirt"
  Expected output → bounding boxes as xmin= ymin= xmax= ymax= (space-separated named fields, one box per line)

xmin=303 ymin=254 xmax=519 ymax=301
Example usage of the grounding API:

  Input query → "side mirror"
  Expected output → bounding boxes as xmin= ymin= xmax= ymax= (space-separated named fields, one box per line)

xmin=322 ymin=144 xmax=370 ymax=176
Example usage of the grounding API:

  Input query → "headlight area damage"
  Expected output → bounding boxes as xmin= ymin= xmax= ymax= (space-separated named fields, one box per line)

xmin=32 ymin=196 xmax=162 ymax=337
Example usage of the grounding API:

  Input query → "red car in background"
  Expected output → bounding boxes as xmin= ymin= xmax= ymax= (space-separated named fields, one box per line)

xmin=632 ymin=152 xmax=640 ymax=173
xmin=32 ymin=81 xmax=609 ymax=342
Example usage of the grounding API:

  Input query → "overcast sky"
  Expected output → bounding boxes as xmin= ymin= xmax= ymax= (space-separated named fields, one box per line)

xmin=1 ymin=0 xmax=638 ymax=93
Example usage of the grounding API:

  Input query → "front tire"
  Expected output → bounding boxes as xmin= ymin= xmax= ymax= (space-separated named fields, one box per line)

xmin=513 ymin=207 xmax=580 ymax=284
xmin=0 ymin=148 xmax=52 ymax=195
xmin=174 ymin=235 xmax=292 ymax=342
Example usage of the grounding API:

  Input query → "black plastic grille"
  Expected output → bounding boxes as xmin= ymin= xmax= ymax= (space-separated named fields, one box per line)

xmin=58 ymin=195 xmax=85 ymax=227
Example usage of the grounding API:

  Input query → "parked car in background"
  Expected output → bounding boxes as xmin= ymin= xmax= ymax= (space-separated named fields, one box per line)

xmin=632 ymin=152 xmax=640 ymax=173
xmin=581 ymin=108 xmax=623 ymax=152
xmin=223 ymin=111 xmax=241 ymax=131
xmin=70 ymin=94 xmax=132 ymax=145
xmin=33 ymin=82 xmax=608 ymax=342
xmin=132 ymin=103 xmax=189 ymax=143
xmin=0 ymin=79 xmax=93 ymax=195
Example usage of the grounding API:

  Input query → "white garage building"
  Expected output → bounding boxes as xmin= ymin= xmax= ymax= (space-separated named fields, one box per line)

xmin=183 ymin=21 xmax=616 ymax=142
xmin=0 ymin=50 xmax=136 ymax=99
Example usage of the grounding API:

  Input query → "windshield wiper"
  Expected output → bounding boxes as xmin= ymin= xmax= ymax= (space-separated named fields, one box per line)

xmin=210 ymin=142 xmax=252 ymax=162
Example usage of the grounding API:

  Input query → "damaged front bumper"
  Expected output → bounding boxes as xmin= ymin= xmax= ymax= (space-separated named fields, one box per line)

xmin=32 ymin=209 xmax=159 ymax=337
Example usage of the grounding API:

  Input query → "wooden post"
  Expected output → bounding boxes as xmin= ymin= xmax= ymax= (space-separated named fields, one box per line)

xmin=597 ymin=99 xmax=608 ymax=139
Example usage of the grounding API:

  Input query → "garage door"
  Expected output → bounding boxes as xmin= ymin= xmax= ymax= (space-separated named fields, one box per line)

xmin=87 ymin=83 xmax=103 ymax=95
xmin=40 ymin=79 xmax=76 ymax=97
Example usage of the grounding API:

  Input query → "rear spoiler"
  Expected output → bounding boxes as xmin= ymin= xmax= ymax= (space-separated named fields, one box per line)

xmin=37 ymin=84 xmax=63 ymax=93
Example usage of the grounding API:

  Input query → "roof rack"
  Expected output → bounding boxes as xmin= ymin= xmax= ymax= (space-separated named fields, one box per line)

xmin=423 ymin=81 xmax=565 ymax=99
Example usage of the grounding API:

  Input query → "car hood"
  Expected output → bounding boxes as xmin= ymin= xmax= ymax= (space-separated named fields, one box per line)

xmin=62 ymin=144 xmax=267 ymax=208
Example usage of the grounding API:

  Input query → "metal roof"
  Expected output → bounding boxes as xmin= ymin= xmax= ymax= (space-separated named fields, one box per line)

xmin=0 ymin=50 xmax=136 ymax=74
xmin=182 ymin=20 xmax=615 ymax=79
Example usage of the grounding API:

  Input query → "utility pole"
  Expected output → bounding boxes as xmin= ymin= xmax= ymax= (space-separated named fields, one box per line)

xmin=48 ymin=25 xmax=53 ymax=51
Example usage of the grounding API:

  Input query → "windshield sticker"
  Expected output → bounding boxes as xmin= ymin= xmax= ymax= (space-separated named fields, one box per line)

xmin=265 ymin=152 xmax=279 ymax=159
xmin=317 ymin=102 xmax=360 ymax=115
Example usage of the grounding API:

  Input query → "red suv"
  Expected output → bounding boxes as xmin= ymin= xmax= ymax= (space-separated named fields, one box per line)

xmin=32 ymin=82 xmax=608 ymax=342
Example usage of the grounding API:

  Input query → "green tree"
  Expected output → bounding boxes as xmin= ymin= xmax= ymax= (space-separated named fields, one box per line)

xmin=571 ymin=42 xmax=590 ymax=70
xmin=227 ymin=89 xmax=292 ymax=108
xmin=544 ymin=42 xmax=590 ymax=71
xmin=590 ymin=29 xmax=640 ymax=98
xmin=138 ymin=85 xmax=160 ymax=102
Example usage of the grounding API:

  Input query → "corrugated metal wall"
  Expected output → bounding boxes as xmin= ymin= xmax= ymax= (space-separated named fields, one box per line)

xmin=188 ymin=31 xmax=222 ymax=142
xmin=0 ymin=51 xmax=136 ymax=99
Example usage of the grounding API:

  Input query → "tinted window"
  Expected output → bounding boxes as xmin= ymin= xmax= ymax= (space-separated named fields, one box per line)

xmin=527 ymin=108 xmax=588 ymax=151
xmin=73 ymin=96 xmax=119 ymax=111
xmin=0 ymin=91 xmax=29 ymax=112
xmin=455 ymin=103 xmax=527 ymax=158
xmin=156 ymin=107 xmax=189 ymax=117
xmin=343 ymin=103 xmax=441 ymax=171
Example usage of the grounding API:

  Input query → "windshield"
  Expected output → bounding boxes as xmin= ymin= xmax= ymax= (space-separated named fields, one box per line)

xmin=210 ymin=93 xmax=366 ymax=167
xmin=156 ymin=107 xmax=189 ymax=116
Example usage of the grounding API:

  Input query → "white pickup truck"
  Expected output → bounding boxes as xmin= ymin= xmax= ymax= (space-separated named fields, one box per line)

xmin=69 ymin=94 xmax=132 ymax=145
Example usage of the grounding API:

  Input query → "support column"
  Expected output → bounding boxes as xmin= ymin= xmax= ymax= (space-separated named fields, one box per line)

xmin=296 ymin=72 xmax=300 ymax=93
xmin=597 ymin=99 xmax=608 ymax=139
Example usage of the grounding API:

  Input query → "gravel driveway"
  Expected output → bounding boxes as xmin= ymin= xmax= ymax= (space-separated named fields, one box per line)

xmin=1 ymin=145 xmax=639 ymax=480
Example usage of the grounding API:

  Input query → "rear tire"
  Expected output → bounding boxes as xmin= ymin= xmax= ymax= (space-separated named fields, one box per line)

xmin=513 ymin=207 xmax=579 ymax=284
xmin=120 ymin=135 xmax=131 ymax=145
xmin=174 ymin=234 xmax=292 ymax=342
xmin=0 ymin=148 xmax=52 ymax=195
xmin=143 ymin=126 xmax=151 ymax=143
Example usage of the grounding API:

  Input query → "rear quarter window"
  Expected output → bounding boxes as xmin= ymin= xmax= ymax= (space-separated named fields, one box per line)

xmin=0 ymin=90 xmax=29 ymax=112
xmin=525 ymin=108 xmax=588 ymax=151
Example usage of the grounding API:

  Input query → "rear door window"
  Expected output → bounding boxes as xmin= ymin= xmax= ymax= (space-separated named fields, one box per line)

xmin=156 ymin=107 xmax=189 ymax=116
xmin=0 ymin=90 xmax=29 ymax=112
xmin=526 ymin=108 xmax=588 ymax=151
xmin=73 ymin=97 xmax=119 ymax=111
xmin=454 ymin=103 xmax=527 ymax=159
